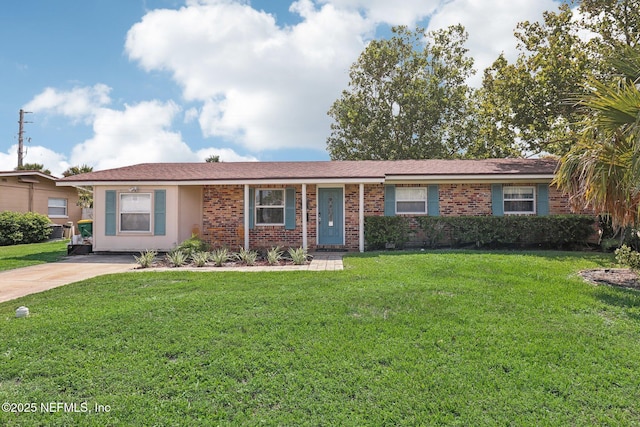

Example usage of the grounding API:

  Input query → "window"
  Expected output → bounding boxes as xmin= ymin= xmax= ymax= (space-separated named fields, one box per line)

xmin=396 ymin=187 xmax=427 ymax=214
xmin=256 ymin=189 xmax=284 ymax=225
xmin=48 ymin=198 xmax=68 ymax=217
xmin=503 ymin=186 xmax=535 ymax=214
xmin=120 ymin=193 xmax=151 ymax=232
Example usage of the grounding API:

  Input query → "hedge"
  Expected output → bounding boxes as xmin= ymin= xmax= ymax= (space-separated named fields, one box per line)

xmin=0 ymin=211 xmax=53 ymax=246
xmin=365 ymin=215 xmax=597 ymax=250
xmin=364 ymin=216 xmax=411 ymax=250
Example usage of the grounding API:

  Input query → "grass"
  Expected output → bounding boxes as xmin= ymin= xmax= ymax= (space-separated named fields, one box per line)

xmin=2 ymin=250 xmax=640 ymax=425
xmin=0 ymin=240 xmax=68 ymax=272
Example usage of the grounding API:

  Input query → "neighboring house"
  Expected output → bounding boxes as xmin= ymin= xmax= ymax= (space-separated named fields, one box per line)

xmin=56 ymin=158 xmax=584 ymax=253
xmin=0 ymin=171 xmax=82 ymax=226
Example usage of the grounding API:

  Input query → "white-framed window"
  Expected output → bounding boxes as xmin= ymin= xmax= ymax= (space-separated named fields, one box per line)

xmin=119 ymin=193 xmax=152 ymax=232
xmin=256 ymin=189 xmax=285 ymax=225
xmin=48 ymin=198 xmax=68 ymax=217
xmin=503 ymin=186 xmax=535 ymax=214
xmin=396 ymin=187 xmax=428 ymax=214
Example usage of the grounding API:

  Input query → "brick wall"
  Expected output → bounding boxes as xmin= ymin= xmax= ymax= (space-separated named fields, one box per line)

xmin=202 ymin=185 xmax=244 ymax=248
xmin=440 ymin=184 xmax=492 ymax=216
xmin=549 ymin=185 xmax=573 ymax=214
xmin=202 ymin=184 xmax=319 ymax=250
xmin=202 ymin=182 xmax=581 ymax=251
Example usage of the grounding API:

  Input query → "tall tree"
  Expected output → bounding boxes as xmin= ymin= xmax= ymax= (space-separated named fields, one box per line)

xmin=554 ymin=45 xmax=640 ymax=229
xmin=477 ymin=1 xmax=640 ymax=157
xmin=326 ymin=25 xmax=476 ymax=160
xmin=15 ymin=163 xmax=51 ymax=175
xmin=476 ymin=4 xmax=591 ymax=156
xmin=62 ymin=164 xmax=94 ymax=177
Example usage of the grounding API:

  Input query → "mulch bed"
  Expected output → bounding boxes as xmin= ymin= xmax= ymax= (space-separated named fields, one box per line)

xmin=579 ymin=268 xmax=640 ymax=290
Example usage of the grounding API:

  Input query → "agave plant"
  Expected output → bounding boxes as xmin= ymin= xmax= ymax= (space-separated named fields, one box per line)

xmin=266 ymin=246 xmax=283 ymax=265
xmin=166 ymin=249 xmax=188 ymax=267
xmin=211 ymin=248 xmax=231 ymax=267
xmin=288 ymin=247 xmax=309 ymax=265
xmin=133 ymin=249 xmax=157 ymax=268
xmin=236 ymin=247 xmax=259 ymax=266
xmin=191 ymin=251 xmax=211 ymax=267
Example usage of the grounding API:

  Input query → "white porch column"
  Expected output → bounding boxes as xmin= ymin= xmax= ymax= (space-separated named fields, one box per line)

xmin=359 ymin=183 xmax=365 ymax=252
xmin=244 ymin=184 xmax=250 ymax=249
xmin=302 ymin=184 xmax=308 ymax=250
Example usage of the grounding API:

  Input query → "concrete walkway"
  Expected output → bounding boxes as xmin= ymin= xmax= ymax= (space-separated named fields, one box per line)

xmin=0 ymin=252 xmax=344 ymax=304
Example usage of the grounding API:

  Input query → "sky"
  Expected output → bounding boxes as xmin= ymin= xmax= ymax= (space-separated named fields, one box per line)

xmin=0 ymin=0 xmax=562 ymax=177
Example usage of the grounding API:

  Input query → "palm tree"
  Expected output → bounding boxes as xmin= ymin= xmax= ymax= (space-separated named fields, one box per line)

xmin=63 ymin=164 xmax=94 ymax=208
xmin=554 ymin=45 xmax=640 ymax=230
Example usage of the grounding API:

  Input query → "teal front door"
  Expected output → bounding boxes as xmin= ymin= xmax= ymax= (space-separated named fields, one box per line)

xmin=318 ymin=188 xmax=344 ymax=245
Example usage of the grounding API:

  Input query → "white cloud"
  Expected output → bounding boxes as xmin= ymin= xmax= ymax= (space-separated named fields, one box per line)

xmin=19 ymin=0 xmax=568 ymax=173
xmin=23 ymin=86 xmax=255 ymax=172
xmin=69 ymin=99 xmax=257 ymax=168
xmin=427 ymin=0 xmax=560 ymax=87
xmin=23 ymin=84 xmax=112 ymax=123
xmin=126 ymin=0 xmax=561 ymax=153
xmin=125 ymin=0 xmax=370 ymax=152
xmin=70 ymin=100 xmax=195 ymax=170
xmin=196 ymin=147 xmax=258 ymax=162
xmin=0 ymin=144 xmax=70 ymax=177
xmin=319 ymin=0 xmax=439 ymax=26
xmin=184 ymin=107 xmax=199 ymax=123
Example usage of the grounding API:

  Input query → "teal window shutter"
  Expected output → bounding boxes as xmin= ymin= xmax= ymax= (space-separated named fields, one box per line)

xmin=384 ymin=185 xmax=396 ymax=216
xmin=105 ymin=190 xmax=116 ymax=235
xmin=249 ymin=188 xmax=255 ymax=229
xmin=154 ymin=190 xmax=166 ymax=235
xmin=491 ymin=184 xmax=504 ymax=216
xmin=285 ymin=187 xmax=296 ymax=230
xmin=427 ymin=185 xmax=440 ymax=216
xmin=537 ymin=184 xmax=550 ymax=216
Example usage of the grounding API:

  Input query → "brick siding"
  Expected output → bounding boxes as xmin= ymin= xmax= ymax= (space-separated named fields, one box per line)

xmin=202 ymin=182 xmax=581 ymax=251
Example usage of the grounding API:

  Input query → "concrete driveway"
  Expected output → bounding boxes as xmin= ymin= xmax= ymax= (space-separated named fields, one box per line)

xmin=0 ymin=255 xmax=137 ymax=304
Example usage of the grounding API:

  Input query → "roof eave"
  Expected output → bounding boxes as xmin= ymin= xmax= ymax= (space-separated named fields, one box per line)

xmin=384 ymin=174 xmax=556 ymax=184
xmin=57 ymin=177 xmax=386 ymax=186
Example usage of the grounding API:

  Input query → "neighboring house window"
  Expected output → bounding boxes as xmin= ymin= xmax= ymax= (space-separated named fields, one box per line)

xmin=120 ymin=193 xmax=152 ymax=232
xmin=503 ymin=186 xmax=535 ymax=214
xmin=48 ymin=198 xmax=68 ymax=217
xmin=396 ymin=187 xmax=427 ymax=214
xmin=256 ymin=189 xmax=285 ymax=225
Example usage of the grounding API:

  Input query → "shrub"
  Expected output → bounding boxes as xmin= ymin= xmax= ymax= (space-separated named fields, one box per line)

xmin=288 ymin=247 xmax=309 ymax=265
xmin=166 ymin=249 xmax=188 ymax=267
xmin=364 ymin=216 xmax=410 ymax=250
xmin=266 ymin=246 xmax=284 ymax=265
xmin=134 ymin=250 xmax=157 ymax=268
xmin=211 ymin=248 xmax=231 ymax=267
xmin=598 ymin=215 xmax=640 ymax=251
xmin=191 ymin=251 xmax=211 ymax=267
xmin=236 ymin=247 xmax=258 ymax=266
xmin=176 ymin=235 xmax=210 ymax=258
xmin=615 ymin=245 xmax=640 ymax=269
xmin=0 ymin=211 xmax=52 ymax=246
xmin=415 ymin=215 xmax=595 ymax=249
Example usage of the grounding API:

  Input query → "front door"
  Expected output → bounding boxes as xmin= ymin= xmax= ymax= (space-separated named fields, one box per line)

xmin=318 ymin=187 xmax=344 ymax=245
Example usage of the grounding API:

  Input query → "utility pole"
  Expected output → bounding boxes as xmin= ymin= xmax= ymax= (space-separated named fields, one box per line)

xmin=17 ymin=109 xmax=32 ymax=169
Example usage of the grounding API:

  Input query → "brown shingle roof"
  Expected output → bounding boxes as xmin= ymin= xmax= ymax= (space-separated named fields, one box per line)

xmin=57 ymin=159 xmax=558 ymax=183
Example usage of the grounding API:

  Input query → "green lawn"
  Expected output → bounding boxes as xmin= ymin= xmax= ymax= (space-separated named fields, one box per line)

xmin=0 ymin=240 xmax=68 ymax=272
xmin=2 ymin=251 xmax=639 ymax=426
